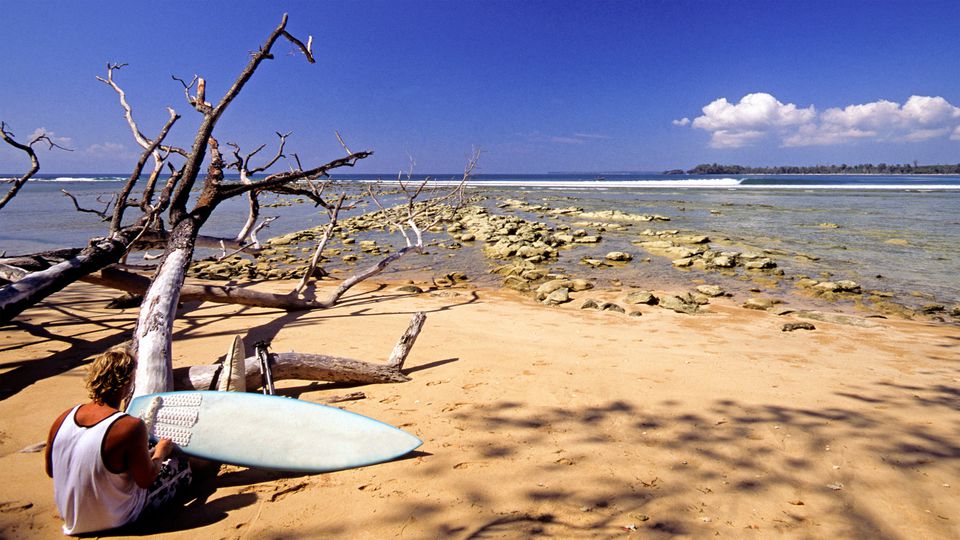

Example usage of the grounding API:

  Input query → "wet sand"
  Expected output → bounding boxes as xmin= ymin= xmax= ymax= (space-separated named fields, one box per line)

xmin=1 ymin=278 xmax=958 ymax=539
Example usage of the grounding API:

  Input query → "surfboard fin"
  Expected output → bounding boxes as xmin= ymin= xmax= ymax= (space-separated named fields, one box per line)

xmin=217 ymin=335 xmax=247 ymax=392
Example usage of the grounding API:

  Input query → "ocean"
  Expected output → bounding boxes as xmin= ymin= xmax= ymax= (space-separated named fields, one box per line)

xmin=2 ymin=173 xmax=959 ymax=312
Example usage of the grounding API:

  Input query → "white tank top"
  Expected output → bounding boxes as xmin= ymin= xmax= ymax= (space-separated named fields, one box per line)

xmin=52 ymin=406 xmax=147 ymax=535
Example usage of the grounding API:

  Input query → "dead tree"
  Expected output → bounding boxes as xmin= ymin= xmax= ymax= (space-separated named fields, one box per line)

xmin=0 ymin=123 xmax=72 ymax=212
xmin=0 ymin=14 xmax=474 ymax=401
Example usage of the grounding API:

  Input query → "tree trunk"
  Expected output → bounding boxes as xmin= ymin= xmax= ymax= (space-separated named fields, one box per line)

xmin=131 ymin=221 xmax=197 ymax=399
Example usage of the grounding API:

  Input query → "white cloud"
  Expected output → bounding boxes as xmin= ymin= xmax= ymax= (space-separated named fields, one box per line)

xmin=672 ymin=117 xmax=690 ymax=127
xmin=690 ymin=93 xmax=815 ymax=147
xmin=710 ymin=129 xmax=766 ymax=149
xmin=572 ymin=132 xmax=611 ymax=140
xmin=525 ymin=132 xmax=611 ymax=145
xmin=85 ymin=142 xmax=127 ymax=155
xmin=684 ymin=93 xmax=960 ymax=148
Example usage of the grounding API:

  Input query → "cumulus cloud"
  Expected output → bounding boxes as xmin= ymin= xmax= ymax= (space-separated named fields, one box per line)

xmin=682 ymin=93 xmax=960 ymax=148
xmin=672 ymin=117 xmax=690 ymax=127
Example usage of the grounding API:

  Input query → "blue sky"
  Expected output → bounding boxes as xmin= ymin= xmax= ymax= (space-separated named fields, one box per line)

xmin=1 ymin=0 xmax=958 ymax=174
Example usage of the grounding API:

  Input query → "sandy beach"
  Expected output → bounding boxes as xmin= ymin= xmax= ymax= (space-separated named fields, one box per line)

xmin=1 ymin=277 xmax=957 ymax=539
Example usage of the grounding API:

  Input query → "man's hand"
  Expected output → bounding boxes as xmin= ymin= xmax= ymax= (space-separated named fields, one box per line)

xmin=152 ymin=438 xmax=176 ymax=461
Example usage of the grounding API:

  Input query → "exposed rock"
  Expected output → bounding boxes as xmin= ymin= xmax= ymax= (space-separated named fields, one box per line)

xmin=795 ymin=311 xmax=881 ymax=328
xmin=600 ymin=302 xmax=625 ymax=313
xmin=814 ymin=280 xmax=861 ymax=294
xmin=570 ymin=279 xmax=594 ymax=292
xmin=605 ymin=251 xmax=633 ymax=262
xmin=675 ymin=235 xmax=710 ymax=244
xmin=575 ymin=235 xmax=601 ymax=243
xmin=782 ymin=322 xmax=816 ymax=332
xmin=920 ymin=304 xmax=945 ymax=314
xmin=625 ymin=291 xmax=658 ymax=305
xmin=580 ymin=258 xmax=607 ymax=267
xmin=579 ymin=210 xmax=670 ymax=222
xmin=672 ymin=257 xmax=694 ymax=267
xmin=818 ymin=222 xmax=841 ymax=229
xmin=795 ymin=278 xmax=820 ymax=289
xmin=835 ymin=280 xmax=862 ymax=293
xmin=536 ymin=279 xmax=573 ymax=300
xmin=543 ymin=288 xmax=571 ymax=305
xmin=628 ymin=311 xmax=643 ymax=317
xmin=580 ymin=299 xmax=600 ymax=310
xmin=743 ymin=258 xmax=777 ymax=270
xmin=691 ymin=293 xmax=711 ymax=305
xmin=658 ymin=294 xmax=699 ymax=314
xmin=342 ymin=254 xmax=358 ymax=262
xmin=636 ymin=240 xmax=674 ymax=249
xmin=710 ymin=255 xmax=737 ymax=268
xmin=395 ymin=285 xmax=423 ymax=294
xmin=743 ymin=298 xmax=776 ymax=310
xmin=502 ymin=275 xmax=530 ymax=291
xmin=695 ymin=284 xmax=725 ymax=297
xmin=521 ymin=269 xmax=547 ymax=281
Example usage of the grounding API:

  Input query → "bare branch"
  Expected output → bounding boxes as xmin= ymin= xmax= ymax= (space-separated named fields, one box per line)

xmin=109 ymin=108 xmax=181 ymax=233
xmin=217 ymin=150 xmax=372 ymax=199
xmin=98 ymin=64 xmax=187 ymax=158
xmin=293 ymin=193 xmax=346 ymax=294
xmin=279 ymin=29 xmax=315 ymax=63
xmin=171 ymin=74 xmax=204 ymax=112
xmin=0 ymin=123 xmax=40 ymax=212
xmin=61 ymin=189 xmax=112 ymax=220
xmin=335 ymin=130 xmax=353 ymax=155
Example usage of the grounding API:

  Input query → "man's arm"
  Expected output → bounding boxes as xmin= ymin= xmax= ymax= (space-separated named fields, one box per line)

xmin=113 ymin=417 xmax=176 ymax=488
xmin=44 ymin=408 xmax=72 ymax=478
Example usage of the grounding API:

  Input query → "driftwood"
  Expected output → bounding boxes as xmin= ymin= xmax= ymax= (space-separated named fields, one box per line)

xmin=173 ymin=312 xmax=426 ymax=390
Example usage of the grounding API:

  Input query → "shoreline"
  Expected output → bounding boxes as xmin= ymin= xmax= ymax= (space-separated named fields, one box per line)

xmin=1 ymin=278 xmax=958 ymax=538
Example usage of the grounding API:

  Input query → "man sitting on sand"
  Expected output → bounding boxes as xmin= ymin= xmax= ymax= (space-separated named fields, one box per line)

xmin=44 ymin=348 xmax=192 ymax=535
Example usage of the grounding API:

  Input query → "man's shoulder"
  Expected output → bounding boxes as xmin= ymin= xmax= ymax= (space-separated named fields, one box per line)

xmin=108 ymin=413 xmax=146 ymax=442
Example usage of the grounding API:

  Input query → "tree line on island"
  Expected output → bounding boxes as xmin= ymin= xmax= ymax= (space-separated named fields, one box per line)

xmin=665 ymin=162 xmax=960 ymax=175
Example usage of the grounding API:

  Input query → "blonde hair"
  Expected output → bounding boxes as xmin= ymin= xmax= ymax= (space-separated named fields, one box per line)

xmin=85 ymin=348 xmax=136 ymax=403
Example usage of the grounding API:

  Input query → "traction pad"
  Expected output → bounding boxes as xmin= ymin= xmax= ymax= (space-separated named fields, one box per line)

xmin=140 ymin=394 xmax=202 ymax=447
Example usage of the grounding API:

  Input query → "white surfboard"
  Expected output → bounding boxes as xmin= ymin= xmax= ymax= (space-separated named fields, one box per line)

xmin=126 ymin=391 xmax=421 ymax=473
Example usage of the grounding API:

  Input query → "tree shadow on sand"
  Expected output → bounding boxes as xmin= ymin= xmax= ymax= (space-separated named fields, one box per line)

xmin=291 ymin=376 xmax=959 ymax=539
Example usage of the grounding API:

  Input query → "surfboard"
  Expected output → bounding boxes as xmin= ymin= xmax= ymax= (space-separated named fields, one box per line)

xmin=126 ymin=391 xmax=422 ymax=473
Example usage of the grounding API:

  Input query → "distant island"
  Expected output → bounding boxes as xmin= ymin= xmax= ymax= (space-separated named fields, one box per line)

xmin=666 ymin=163 xmax=960 ymax=175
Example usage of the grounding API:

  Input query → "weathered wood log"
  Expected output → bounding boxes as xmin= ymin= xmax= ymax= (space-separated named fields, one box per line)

xmin=173 ymin=352 xmax=410 ymax=390
xmin=0 ymin=234 xmax=135 ymax=325
xmin=84 ymin=267 xmax=332 ymax=310
xmin=172 ymin=311 xmax=426 ymax=390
